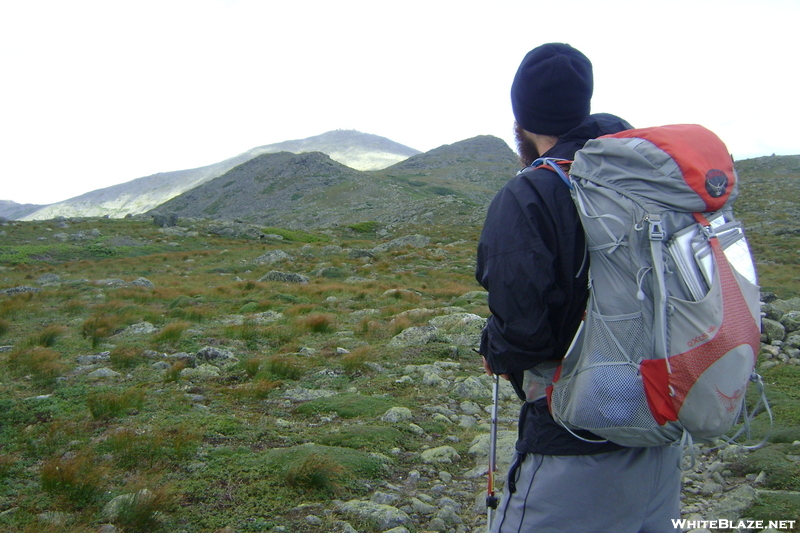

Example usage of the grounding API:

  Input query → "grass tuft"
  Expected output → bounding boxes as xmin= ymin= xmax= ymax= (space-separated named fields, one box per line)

xmin=285 ymin=453 xmax=346 ymax=495
xmin=40 ymin=450 xmax=107 ymax=507
xmin=87 ymin=387 xmax=146 ymax=419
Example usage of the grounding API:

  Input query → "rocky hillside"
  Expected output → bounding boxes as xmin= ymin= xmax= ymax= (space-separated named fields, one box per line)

xmin=148 ymin=135 xmax=520 ymax=229
xmin=16 ymin=130 xmax=420 ymax=221
xmin=0 ymin=200 xmax=43 ymax=221
xmin=249 ymin=129 xmax=421 ymax=171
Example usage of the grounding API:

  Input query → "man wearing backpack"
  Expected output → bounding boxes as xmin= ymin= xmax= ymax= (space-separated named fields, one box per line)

xmin=476 ymin=43 xmax=683 ymax=532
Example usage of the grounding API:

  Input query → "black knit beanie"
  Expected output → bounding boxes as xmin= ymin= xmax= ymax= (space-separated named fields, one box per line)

xmin=511 ymin=43 xmax=593 ymax=136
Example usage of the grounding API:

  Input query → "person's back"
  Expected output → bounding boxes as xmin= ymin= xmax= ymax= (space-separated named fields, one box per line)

xmin=476 ymin=42 xmax=682 ymax=533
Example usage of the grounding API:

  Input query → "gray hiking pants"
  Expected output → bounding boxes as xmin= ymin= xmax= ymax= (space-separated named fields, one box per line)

xmin=490 ymin=445 xmax=682 ymax=533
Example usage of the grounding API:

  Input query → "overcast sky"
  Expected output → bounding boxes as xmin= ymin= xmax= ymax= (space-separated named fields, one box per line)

xmin=2 ymin=0 xmax=798 ymax=205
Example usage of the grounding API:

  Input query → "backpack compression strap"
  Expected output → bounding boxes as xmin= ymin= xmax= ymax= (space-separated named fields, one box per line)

xmin=532 ymin=158 xmax=574 ymax=189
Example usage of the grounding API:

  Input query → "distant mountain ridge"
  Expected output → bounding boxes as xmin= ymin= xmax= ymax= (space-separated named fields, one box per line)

xmin=150 ymin=135 xmax=520 ymax=229
xmin=10 ymin=130 xmax=420 ymax=221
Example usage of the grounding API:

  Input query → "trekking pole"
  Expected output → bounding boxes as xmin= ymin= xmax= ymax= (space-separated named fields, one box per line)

xmin=486 ymin=373 xmax=500 ymax=532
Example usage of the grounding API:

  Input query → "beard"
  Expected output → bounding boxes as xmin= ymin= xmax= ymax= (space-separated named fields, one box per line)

xmin=514 ymin=122 xmax=540 ymax=168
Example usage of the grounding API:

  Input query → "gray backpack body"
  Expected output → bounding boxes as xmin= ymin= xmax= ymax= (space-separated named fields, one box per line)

xmin=536 ymin=124 xmax=762 ymax=447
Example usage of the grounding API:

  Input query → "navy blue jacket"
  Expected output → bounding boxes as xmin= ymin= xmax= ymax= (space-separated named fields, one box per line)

xmin=476 ymin=113 xmax=633 ymax=455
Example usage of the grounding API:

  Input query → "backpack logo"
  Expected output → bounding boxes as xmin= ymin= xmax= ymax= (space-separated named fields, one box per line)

xmin=716 ymin=385 xmax=745 ymax=413
xmin=705 ymin=169 xmax=729 ymax=198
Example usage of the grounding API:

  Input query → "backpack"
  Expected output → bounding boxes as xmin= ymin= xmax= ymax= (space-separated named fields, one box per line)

xmin=533 ymin=124 xmax=764 ymax=448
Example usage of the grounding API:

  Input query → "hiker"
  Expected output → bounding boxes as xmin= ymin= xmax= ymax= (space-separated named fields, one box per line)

xmin=476 ymin=43 xmax=683 ymax=532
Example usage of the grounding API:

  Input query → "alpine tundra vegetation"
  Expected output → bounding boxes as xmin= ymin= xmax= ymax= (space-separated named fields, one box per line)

xmin=0 ymin=154 xmax=799 ymax=532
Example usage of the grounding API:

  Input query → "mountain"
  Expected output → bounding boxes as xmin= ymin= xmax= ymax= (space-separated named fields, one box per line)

xmin=249 ymin=129 xmax=421 ymax=171
xmin=18 ymin=131 xmax=420 ymax=221
xmin=0 ymin=200 xmax=45 ymax=221
xmin=149 ymin=135 xmax=520 ymax=229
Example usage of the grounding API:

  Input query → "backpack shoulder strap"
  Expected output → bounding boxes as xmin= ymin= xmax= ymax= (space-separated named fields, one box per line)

xmin=531 ymin=157 xmax=574 ymax=189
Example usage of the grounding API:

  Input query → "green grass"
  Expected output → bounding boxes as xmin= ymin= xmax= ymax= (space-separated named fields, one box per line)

xmin=295 ymin=393 xmax=397 ymax=419
xmin=0 ymin=206 xmax=796 ymax=531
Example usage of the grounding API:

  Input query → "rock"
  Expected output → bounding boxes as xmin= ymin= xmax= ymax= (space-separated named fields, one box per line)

xmin=196 ymin=346 xmax=237 ymax=366
xmin=95 ymin=278 xmax=128 ymax=287
xmin=428 ymin=313 xmax=485 ymax=333
xmin=283 ymin=388 xmax=337 ymax=401
xmin=253 ymin=250 xmax=293 ymax=265
xmin=780 ymin=310 xmax=800 ymax=333
xmin=77 ymin=353 xmax=111 ymax=365
xmin=88 ymin=368 xmax=121 ymax=379
xmin=459 ymin=290 xmax=488 ymax=303
xmin=469 ymin=431 xmax=518 ymax=470
xmin=119 ymin=322 xmax=158 ymax=336
xmin=420 ymin=446 xmax=460 ymax=464
xmin=381 ymin=407 xmax=413 ymax=423
xmin=103 ymin=489 xmax=153 ymax=520
xmin=130 ymin=277 xmax=154 ymax=288
xmin=706 ymin=484 xmax=757 ymax=520
xmin=372 ymin=234 xmax=430 ymax=253
xmin=388 ymin=325 xmax=438 ymax=347
xmin=152 ymin=212 xmax=178 ymax=227
xmin=36 ymin=273 xmax=61 ymax=286
xmin=180 ymin=364 xmax=221 ymax=380
xmin=761 ymin=318 xmax=786 ymax=342
xmin=0 ymin=285 xmax=41 ymax=295
xmin=453 ymin=376 xmax=489 ymax=399
xmin=336 ymin=500 xmax=411 ymax=530
xmin=258 ymin=270 xmax=309 ymax=284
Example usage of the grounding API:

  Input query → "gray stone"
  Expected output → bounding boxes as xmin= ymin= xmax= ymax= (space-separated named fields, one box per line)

xmin=706 ymin=484 xmax=757 ymax=520
xmin=283 ymin=388 xmax=337 ymax=401
xmin=372 ymin=234 xmax=430 ymax=253
xmin=77 ymin=353 xmax=110 ymax=365
xmin=36 ymin=273 xmax=61 ymax=286
xmin=196 ymin=346 xmax=237 ymax=365
xmin=780 ymin=310 xmax=800 ymax=333
xmin=420 ymin=446 xmax=460 ymax=464
xmin=388 ymin=325 xmax=438 ymax=347
xmin=459 ymin=290 xmax=488 ymax=302
xmin=381 ymin=407 xmax=413 ymax=423
xmin=120 ymin=322 xmax=158 ymax=336
xmin=429 ymin=313 xmax=485 ymax=334
xmin=103 ymin=489 xmax=153 ymax=520
xmin=336 ymin=500 xmax=411 ymax=530
xmin=130 ymin=277 xmax=154 ymax=288
xmin=253 ymin=250 xmax=293 ymax=265
xmin=453 ymin=376 xmax=490 ymax=399
xmin=258 ymin=270 xmax=309 ymax=284
xmin=762 ymin=318 xmax=786 ymax=342
xmin=180 ymin=364 xmax=220 ymax=380
xmin=88 ymin=367 xmax=121 ymax=379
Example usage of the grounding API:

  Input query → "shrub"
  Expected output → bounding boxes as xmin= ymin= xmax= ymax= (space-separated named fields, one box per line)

xmin=0 ymin=318 xmax=10 ymax=337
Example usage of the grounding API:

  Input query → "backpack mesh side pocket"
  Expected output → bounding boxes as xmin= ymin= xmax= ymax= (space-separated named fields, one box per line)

xmin=551 ymin=308 xmax=658 ymax=431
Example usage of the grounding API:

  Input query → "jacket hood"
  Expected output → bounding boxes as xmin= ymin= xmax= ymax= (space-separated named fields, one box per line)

xmin=545 ymin=113 xmax=633 ymax=160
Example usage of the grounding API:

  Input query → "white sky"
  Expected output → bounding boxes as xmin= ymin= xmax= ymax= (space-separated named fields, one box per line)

xmin=1 ymin=0 xmax=798 ymax=205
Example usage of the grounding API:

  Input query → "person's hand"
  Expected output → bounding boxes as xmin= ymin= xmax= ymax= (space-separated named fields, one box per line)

xmin=482 ymin=356 xmax=510 ymax=380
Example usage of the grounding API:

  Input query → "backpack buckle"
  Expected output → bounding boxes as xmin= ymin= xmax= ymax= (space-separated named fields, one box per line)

xmin=648 ymin=215 xmax=665 ymax=241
